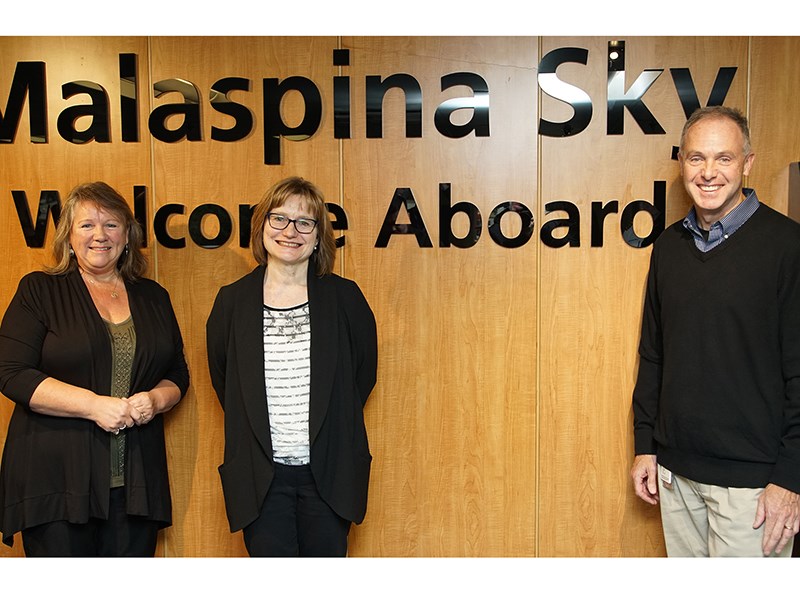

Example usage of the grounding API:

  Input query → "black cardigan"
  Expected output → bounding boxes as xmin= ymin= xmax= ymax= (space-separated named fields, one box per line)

xmin=0 ymin=270 xmax=190 ymax=547
xmin=206 ymin=266 xmax=377 ymax=531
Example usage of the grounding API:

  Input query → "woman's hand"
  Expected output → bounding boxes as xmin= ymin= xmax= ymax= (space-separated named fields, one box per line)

xmin=88 ymin=394 xmax=137 ymax=434
xmin=28 ymin=377 xmax=181 ymax=432
xmin=126 ymin=381 xmax=182 ymax=426
xmin=126 ymin=391 xmax=154 ymax=426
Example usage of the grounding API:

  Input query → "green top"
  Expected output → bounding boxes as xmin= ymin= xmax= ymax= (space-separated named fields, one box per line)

xmin=105 ymin=317 xmax=136 ymax=489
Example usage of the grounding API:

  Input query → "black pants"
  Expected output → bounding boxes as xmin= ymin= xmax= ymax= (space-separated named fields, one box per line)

xmin=243 ymin=463 xmax=351 ymax=557
xmin=21 ymin=487 xmax=159 ymax=557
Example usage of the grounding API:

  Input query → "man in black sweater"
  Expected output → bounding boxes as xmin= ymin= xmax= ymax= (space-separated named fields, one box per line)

xmin=630 ymin=106 xmax=800 ymax=557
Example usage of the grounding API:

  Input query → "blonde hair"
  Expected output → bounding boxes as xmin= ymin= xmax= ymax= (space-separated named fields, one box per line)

xmin=48 ymin=182 xmax=147 ymax=280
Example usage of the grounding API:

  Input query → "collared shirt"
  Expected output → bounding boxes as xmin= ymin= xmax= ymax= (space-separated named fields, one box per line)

xmin=683 ymin=188 xmax=760 ymax=252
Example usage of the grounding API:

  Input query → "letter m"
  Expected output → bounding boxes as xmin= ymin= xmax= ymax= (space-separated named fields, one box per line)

xmin=11 ymin=190 xmax=61 ymax=247
xmin=0 ymin=62 xmax=48 ymax=143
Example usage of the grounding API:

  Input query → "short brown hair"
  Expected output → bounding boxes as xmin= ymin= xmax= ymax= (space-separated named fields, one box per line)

xmin=679 ymin=105 xmax=752 ymax=156
xmin=48 ymin=181 xmax=147 ymax=280
xmin=250 ymin=177 xmax=336 ymax=276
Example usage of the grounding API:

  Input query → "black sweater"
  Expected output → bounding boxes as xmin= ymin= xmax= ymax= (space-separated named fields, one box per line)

xmin=633 ymin=203 xmax=800 ymax=492
xmin=0 ymin=270 xmax=189 ymax=546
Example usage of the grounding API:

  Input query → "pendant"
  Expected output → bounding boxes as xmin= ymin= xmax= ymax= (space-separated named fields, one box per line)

xmin=111 ymin=291 xmax=119 ymax=299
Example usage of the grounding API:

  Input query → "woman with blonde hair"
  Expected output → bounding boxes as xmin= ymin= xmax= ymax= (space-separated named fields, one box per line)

xmin=0 ymin=181 xmax=189 ymax=556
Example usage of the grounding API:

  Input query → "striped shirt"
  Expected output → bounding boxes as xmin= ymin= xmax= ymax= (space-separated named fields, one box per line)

xmin=683 ymin=187 xmax=760 ymax=252
xmin=263 ymin=303 xmax=311 ymax=465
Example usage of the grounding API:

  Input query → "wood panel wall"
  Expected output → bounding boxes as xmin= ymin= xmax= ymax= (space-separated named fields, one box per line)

xmin=341 ymin=37 xmax=538 ymax=556
xmin=0 ymin=36 xmax=798 ymax=558
xmin=537 ymin=36 xmax=750 ymax=557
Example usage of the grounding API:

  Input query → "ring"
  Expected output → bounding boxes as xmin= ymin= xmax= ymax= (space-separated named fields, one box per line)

xmin=120 ymin=424 xmax=126 ymax=430
xmin=113 ymin=429 xmax=119 ymax=435
xmin=785 ymin=524 xmax=794 ymax=530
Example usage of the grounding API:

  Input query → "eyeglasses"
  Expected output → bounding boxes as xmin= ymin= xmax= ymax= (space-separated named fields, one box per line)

xmin=266 ymin=213 xmax=318 ymax=234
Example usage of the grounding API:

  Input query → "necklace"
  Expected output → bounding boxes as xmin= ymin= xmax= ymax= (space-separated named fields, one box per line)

xmin=264 ymin=303 xmax=310 ymax=340
xmin=82 ymin=271 xmax=121 ymax=299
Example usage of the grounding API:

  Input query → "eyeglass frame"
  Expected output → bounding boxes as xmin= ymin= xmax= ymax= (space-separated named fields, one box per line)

xmin=265 ymin=212 xmax=319 ymax=234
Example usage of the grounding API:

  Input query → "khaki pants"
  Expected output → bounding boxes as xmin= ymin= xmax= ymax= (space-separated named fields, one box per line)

xmin=658 ymin=469 xmax=793 ymax=557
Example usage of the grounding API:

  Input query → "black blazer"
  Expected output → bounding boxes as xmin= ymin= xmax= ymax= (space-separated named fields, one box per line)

xmin=0 ymin=270 xmax=190 ymax=546
xmin=206 ymin=266 xmax=377 ymax=531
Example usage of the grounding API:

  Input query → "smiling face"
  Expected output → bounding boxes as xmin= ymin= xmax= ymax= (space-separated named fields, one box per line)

xmin=262 ymin=194 xmax=319 ymax=269
xmin=69 ymin=201 xmax=128 ymax=277
xmin=678 ymin=116 xmax=755 ymax=229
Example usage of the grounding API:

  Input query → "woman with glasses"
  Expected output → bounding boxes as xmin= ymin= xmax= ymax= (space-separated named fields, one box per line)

xmin=206 ymin=176 xmax=377 ymax=556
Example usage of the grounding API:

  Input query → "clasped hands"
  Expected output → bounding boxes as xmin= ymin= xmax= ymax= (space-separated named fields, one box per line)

xmin=97 ymin=391 xmax=154 ymax=434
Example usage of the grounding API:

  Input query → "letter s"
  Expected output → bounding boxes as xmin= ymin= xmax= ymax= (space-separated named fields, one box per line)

xmin=538 ymin=47 xmax=592 ymax=137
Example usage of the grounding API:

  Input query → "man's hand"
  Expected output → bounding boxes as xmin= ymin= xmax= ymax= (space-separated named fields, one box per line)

xmin=753 ymin=483 xmax=800 ymax=556
xmin=631 ymin=454 xmax=659 ymax=505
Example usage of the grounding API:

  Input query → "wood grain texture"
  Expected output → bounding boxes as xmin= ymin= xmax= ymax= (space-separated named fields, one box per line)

xmin=748 ymin=37 xmax=800 ymax=215
xmin=0 ymin=36 xmax=798 ymax=558
xmin=147 ymin=36 xmax=342 ymax=556
xmin=0 ymin=36 xmax=153 ymax=555
xmin=536 ymin=36 xmax=748 ymax=556
xmin=340 ymin=37 xmax=538 ymax=556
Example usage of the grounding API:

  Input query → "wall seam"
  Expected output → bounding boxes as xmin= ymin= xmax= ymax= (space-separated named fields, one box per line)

xmin=534 ymin=34 xmax=542 ymax=559
xmin=146 ymin=36 xmax=158 ymax=285
xmin=144 ymin=34 xmax=166 ymax=556
xmin=338 ymin=36 xmax=346 ymax=280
